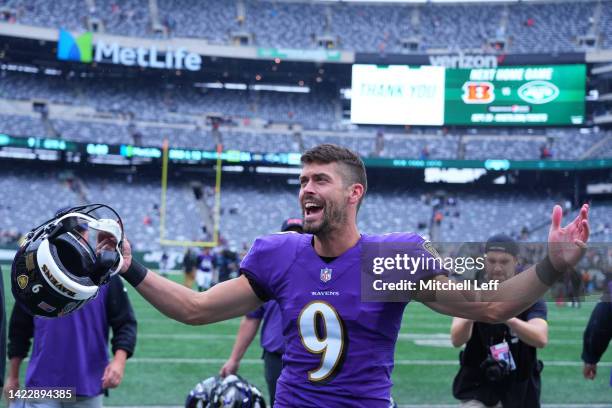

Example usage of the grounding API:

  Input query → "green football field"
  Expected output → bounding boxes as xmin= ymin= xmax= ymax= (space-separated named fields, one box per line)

xmin=2 ymin=269 xmax=611 ymax=407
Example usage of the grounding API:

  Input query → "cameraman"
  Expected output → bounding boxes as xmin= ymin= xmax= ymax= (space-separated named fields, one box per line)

xmin=451 ymin=235 xmax=548 ymax=408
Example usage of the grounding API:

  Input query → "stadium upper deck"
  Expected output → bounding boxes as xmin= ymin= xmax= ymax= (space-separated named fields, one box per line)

xmin=1 ymin=0 xmax=609 ymax=53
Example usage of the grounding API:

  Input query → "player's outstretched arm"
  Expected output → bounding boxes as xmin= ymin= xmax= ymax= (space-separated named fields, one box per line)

xmin=99 ymin=236 xmax=262 ymax=325
xmin=135 ymin=272 xmax=262 ymax=325
xmin=421 ymin=265 xmax=549 ymax=322
xmin=420 ymin=204 xmax=589 ymax=323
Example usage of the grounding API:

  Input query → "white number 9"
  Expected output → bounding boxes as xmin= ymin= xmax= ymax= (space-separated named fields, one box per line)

xmin=297 ymin=301 xmax=345 ymax=382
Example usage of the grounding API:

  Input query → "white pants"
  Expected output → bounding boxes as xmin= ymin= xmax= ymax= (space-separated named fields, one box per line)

xmin=196 ymin=270 xmax=212 ymax=290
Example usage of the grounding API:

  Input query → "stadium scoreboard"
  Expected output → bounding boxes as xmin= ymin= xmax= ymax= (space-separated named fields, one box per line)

xmin=351 ymin=64 xmax=586 ymax=126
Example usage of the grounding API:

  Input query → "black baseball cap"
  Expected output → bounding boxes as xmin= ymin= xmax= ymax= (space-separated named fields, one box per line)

xmin=281 ymin=218 xmax=303 ymax=233
xmin=485 ymin=234 xmax=518 ymax=257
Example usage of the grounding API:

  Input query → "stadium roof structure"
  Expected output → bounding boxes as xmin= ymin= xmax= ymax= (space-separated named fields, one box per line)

xmin=312 ymin=0 xmax=598 ymax=3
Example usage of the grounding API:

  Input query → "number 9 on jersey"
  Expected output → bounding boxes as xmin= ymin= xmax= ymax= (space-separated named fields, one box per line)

xmin=297 ymin=301 xmax=345 ymax=382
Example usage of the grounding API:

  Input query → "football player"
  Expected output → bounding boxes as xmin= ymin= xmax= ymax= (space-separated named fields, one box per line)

xmin=101 ymin=144 xmax=590 ymax=408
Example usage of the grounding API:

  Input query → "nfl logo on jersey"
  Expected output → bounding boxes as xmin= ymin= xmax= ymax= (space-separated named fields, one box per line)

xmin=320 ymin=267 xmax=332 ymax=283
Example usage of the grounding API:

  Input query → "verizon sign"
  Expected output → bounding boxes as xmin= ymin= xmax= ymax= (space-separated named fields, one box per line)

xmin=429 ymin=53 xmax=498 ymax=69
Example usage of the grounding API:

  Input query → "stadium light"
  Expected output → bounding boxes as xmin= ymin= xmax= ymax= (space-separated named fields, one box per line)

xmin=321 ymin=0 xmax=523 ymax=3
xmin=224 ymin=83 xmax=248 ymax=90
xmin=321 ymin=0 xmax=428 ymax=3
xmin=250 ymin=84 xmax=311 ymax=93
xmin=431 ymin=0 xmax=515 ymax=3
xmin=255 ymin=166 xmax=303 ymax=175
xmin=0 ymin=63 xmax=38 ymax=73
xmin=43 ymin=68 xmax=62 ymax=76
xmin=221 ymin=166 xmax=244 ymax=172
xmin=194 ymin=82 xmax=224 ymax=89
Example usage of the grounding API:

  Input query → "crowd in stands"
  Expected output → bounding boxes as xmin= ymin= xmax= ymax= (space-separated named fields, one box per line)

xmin=1 ymin=0 xmax=607 ymax=52
xmin=0 ymin=168 xmax=610 ymax=253
xmin=1 ymin=70 xmax=611 ymax=160
xmin=0 ymin=71 xmax=337 ymax=129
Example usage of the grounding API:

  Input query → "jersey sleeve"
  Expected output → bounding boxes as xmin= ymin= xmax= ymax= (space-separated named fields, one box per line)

xmin=363 ymin=233 xmax=448 ymax=303
xmin=582 ymin=301 xmax=612 ymax=364
xmin=240 ymin=233 xmax=300 ymax=302
xmin=525 ymin=299 xmax=548 ymax=321
xmin=246 ymin=305 xmax=265 ymax=320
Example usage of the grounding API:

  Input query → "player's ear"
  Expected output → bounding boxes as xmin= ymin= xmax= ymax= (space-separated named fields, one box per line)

xmin=347 ymin=183 xmax=364 ymax=206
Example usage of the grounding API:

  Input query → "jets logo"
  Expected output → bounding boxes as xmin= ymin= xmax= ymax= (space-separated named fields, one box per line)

xmin=462 ymin=81 xmax=495 ymax=104
xmin=517 ymin=81 xmax=559 ymax=105
xmin=17 ymin=274 xmax=29 ymax=289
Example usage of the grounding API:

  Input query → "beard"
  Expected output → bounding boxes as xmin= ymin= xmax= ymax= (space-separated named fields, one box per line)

xmin=302 ymin=199 xmax=347 ymax=236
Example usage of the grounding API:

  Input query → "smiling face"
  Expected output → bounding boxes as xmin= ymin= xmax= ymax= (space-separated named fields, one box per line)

xmin=298 ymin=144 xmax=367 ymax=237
xmin=299 ymin=162 xmax=353 ymax=236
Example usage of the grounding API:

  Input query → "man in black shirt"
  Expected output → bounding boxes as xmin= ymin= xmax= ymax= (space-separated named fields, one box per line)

xmin=582 ymin=273 xmax=612 ymax=381
xmin=451 ymin=235 xmax=548 ymax=408
xmin=0 ymin=265 xmax=6 ymax=393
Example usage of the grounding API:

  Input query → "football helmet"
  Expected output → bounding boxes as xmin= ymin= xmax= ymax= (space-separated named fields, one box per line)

xmin=11 ymin=203 xmax=124 ymax=317
xmin=185 ymin=375 xmax=266 ymax=408
xmin=212 ymin=375 xmax=266 ymax=408
xmin=185 ymin=376 xmax=221 ymax=408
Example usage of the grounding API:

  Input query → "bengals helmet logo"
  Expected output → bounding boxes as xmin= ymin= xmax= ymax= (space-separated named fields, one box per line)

xmin=462 ymin=81 xmax=495 ymax=104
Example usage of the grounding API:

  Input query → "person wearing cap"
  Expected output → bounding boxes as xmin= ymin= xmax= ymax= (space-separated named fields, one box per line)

xmin=451 ymin=234 xmax=548 ymax=408
xmin=219 ymin=218 xmax=303 ymax=406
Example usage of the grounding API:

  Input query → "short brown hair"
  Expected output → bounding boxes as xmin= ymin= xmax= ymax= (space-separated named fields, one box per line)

xmin=301 ymin=144 xmax=368 ymax=208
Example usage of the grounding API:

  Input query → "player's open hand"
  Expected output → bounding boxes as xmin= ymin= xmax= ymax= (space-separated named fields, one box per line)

xmin=548 ymin=204 xmax=589 ymax=272
xmin=219 ymin=358 xmax=240 ymax=377
xmin=96 ymin=230 xmax=133 ymax=273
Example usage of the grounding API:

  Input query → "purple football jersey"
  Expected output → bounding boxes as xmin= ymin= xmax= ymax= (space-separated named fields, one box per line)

xmin=241 ymin=232 xmax=446 ymax=407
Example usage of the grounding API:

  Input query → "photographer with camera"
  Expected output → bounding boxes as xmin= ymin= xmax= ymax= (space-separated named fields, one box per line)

xmin=451 ymin=235 xmax=549 ymax=408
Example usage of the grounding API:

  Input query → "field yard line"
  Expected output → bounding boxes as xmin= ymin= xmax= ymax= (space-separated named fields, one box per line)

xmin=138 ymin=333 xmax=584 ymax=345
xmin=400 ymin=323 xmax=587 ymax=332
xmin=137 ymin=318 xmax=240 ymax=325
xmin=127 ymin=357 xmax=611 ymax=367
xmin=140 ymin=333 xmax=237 ymax=339
xmin=108 ymin=405 xmax=612 ymax=408
xmin=397 ymin=405 xmax=612 ymax=408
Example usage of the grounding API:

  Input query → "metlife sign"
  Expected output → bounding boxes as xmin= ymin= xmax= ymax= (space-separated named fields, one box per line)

xmin=56 ymin=29 xmax=202 ymax=71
